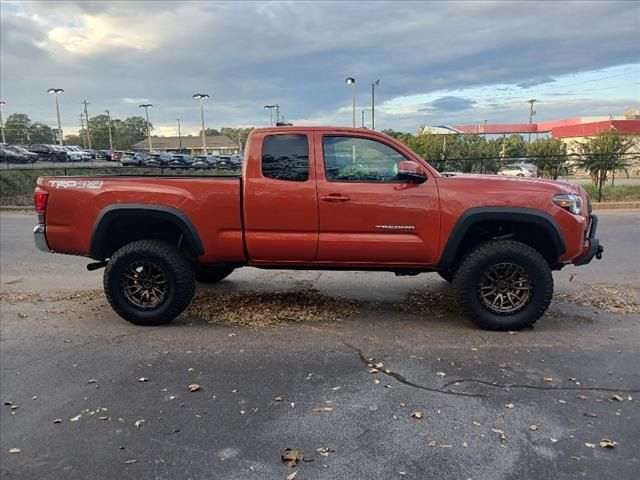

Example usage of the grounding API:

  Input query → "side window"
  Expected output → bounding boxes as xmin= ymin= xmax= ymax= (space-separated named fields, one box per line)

xmin=261 ymin=134 xmax=309 ymax=182
xmin=323 ymin=136 xmax=407 ymax=182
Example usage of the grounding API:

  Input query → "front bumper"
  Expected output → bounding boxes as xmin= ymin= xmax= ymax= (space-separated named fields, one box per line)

xmin=34 ymin=224 xmax=51 ymax=252
xmin=575 ymin=214 xmax=603 ymax=266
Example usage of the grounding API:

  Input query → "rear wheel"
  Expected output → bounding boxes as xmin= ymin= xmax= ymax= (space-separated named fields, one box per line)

xmin=452 ymin=240 xmax=553 ymax=331
xmin=195 ymin=265 xmax=235 ymax=284
xmin=104 ymin=240 xmax=195 ymax=325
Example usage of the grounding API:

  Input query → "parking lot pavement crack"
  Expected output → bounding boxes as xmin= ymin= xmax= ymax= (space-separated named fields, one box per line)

xmin=443 ymin=378 xmax=640 ymax=394
xmin=341 ymin=341 xmax=486 ymax=398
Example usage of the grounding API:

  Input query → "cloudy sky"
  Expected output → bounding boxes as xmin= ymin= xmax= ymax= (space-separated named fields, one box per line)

xmin=1 ymin=0 xmax=638 ymax=136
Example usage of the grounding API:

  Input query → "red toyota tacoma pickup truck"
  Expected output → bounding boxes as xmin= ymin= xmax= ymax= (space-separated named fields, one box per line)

xmin=33 ymin=127 xmax=602 ymax=330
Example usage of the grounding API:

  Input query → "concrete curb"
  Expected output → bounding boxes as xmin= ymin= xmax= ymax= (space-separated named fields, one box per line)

xmin=591 ymin=202 xmax=640 ymax=210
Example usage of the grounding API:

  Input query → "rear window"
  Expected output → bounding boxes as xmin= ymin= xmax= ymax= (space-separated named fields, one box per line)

xmin=261 ymin=134 xmax=309 ymax=182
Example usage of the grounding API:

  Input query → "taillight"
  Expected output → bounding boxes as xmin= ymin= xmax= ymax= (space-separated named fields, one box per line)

xmin=34 ymin=187 xmax=49 ymax=222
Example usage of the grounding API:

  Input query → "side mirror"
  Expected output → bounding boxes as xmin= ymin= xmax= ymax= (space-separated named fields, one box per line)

xmin=397 ymin=160 xmax=428 ymax=183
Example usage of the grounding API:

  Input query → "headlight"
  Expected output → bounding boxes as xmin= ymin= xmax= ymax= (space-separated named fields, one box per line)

xmin=553 ymin=194 xmax=582 ymax=215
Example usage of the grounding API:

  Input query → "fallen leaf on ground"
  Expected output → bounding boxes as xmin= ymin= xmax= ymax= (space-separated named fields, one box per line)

xmin=585 ymin=442 xmax=596 ymax=448
xmin=137 ymin=377 xmax=148 ymax=382
xmin=550 ymin=438 xmax=559 ymax=443
xmin=9 ymin=448 xmax=21 ymax=454
xmin=427 ymin=440 xmax=438 ymax=447
xmin=373 ymin=379 xmax=380 ymax=385
xmin=491 ymin=428 xmax=506 ymax=440
xmin=188 ymin=384 xmax=200 ymax=392
xmin=316 ymin=447 xmax=333 ymax=457
xmin=134 ymin=419 xmax=145 ymax=428
xmin=498 ymin=363 xmax=508 ymax=369
xmin=311 ymin=406 xmax=333 ymax=413
xmin=124 ymin=459 xmax=137 ymax=464
xmin=610 ymin=394 xmax=624 ymax=401
xmin=286 ymin=472 xmax=298 ymax=480
xmin=584 ymin=412 xmax=598 ymax=418
xmin=410 ymin=411 xmax=424 ymax=420
xmin=472 ymin=421 xmax=481 ymax=427
xmin=368 ymin=368 xmax=379 ymax=374
xmin=505 ymin=403 xmax=514 ymax=409
xmin=53 ymin=418 xmax=62 ymax=424
xmin=599 ymin=439 xmax=617 ymax=448
xmin=543 ymin=377 xmax=553 ymax=382
xmin=274 ymin=395 xmax=284 ymax=401
xmin=281 ymin=449 xmax=304 ymax=467
xmin=529 ymin=424 xmax=539 ymax=431
xmin=98 ymin=416 xmax=110 ymax=421
xmin=70 ymin=414 xmax=81 ymax=422
xmin=87 ymin=379 xmax=97 ymax=384
xmin=436 ymin=371 xmax=446 ymax=377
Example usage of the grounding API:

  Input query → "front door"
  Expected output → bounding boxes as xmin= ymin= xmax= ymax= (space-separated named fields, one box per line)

xmin=315 ymin=133 xmax=440 ymax=266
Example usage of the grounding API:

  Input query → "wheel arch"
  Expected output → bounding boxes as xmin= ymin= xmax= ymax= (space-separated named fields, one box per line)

xmin=89 ymin=204 xmax=204 ymax=260
xmin=438 ymin=207 xmax=566 ymax=271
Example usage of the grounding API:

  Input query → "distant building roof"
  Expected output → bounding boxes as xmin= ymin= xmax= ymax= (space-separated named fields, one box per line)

xmin=131 ymin=135 xmax=238 ymax=150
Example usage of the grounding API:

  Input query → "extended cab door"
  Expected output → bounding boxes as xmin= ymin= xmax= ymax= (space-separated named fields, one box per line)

xmin=243 ymin=131 xmax=319 ymax=263
xmin=315 ymin=132 xmax=440 ymax=265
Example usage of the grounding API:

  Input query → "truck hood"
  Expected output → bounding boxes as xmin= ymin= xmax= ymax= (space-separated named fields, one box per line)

xmin=438 ymin=173 xmax=581 ymax=195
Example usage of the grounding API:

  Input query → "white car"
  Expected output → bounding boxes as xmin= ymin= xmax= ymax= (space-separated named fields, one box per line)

xmin=498 ymin=162 xmax=538 ymax=177
xmin=66 ymin=145 xmax=92 ymax=161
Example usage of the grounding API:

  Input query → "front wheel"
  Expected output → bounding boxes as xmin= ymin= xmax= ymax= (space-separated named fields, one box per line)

xmin=104 ymin=240 xmax=195 ymax=325
xmin=452 ymin=240 xmax=553 ymax=331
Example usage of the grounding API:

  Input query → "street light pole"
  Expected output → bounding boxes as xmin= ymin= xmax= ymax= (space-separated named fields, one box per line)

xmin=0 ymin=101 xmax=6 ymax=144
xmin=193 ymin=94 xmax=209 ymax=154
xmin=371 ymin=79 xmax=380 ymax=130
xmin=139 ymin=104 xmax=153 ymax=151
xmin=345 ymin=77 xmax=356 ymax=128
xmin=47 ymin=88 xmax=64 ymax=145
xmin=528 ymin=99 xmax=537 ymax=143
xmin=177 ymin=118 xmax=182 ymax=152
xmin=105 ymin=109 xmax=114 ymax=151
xmin=264 ymin=105 xmax=274 ymax=126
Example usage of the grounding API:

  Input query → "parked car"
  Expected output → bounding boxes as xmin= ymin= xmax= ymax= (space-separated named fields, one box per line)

xmin=28 ymin=144 xmax=67 ymax=162
xmin=498 ymin=161 xmax=538 ymax=177
xmin=97 ymin=150 xmax=113 ymax=161
xmin=229 ymin=154 xmax=243 ymax=167
xmin=168 ymin=154 xmax=194 ymax=169
xmin=66 ymin=146 xmax=92 ymax=161
xmin=121 ymin=152 xmax=148 ymax=167
xmin=192 ymin=155 xmax=220 ymax=169
xmin=59 ymin=146 xmax=85 ymax=162
xmin=34 ymin=126 xmax=602 ymax=331
xmin=0 ymin=147 xmax=33 ymax=164
xmin=143 ymin=152 xmax=173 ymax=167
xmin=3 ymin=145 xmax=38 ymax=163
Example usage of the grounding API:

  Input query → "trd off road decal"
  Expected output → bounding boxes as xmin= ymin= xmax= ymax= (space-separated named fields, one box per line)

xmin=48 ymin=180 xmax=104 ymax=189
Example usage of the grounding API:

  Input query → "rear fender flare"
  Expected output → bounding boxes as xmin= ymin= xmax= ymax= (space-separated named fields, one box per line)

xmin=89 ymin=204 xmax=204 ymax=260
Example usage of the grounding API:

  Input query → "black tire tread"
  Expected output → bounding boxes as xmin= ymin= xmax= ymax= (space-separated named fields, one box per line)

xmin=452 ymin=240 xmax=553 ymax=331
xmin=104 ymin=240 xmax=195 ymax=326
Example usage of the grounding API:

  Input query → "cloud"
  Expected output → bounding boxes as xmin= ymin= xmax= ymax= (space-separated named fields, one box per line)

xmin=1 ymin=0 xmax=638 ymax=134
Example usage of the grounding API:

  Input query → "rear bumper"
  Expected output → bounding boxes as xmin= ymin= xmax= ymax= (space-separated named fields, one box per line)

xmin=34 ymin=224 xmax=51 ymax=252
xmin=575 ymin=214 xmax=603 ymax=266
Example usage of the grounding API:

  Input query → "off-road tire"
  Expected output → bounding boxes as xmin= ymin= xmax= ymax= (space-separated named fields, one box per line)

xmin=195 ymin=265 xmax=235 ymax=284
xmin=104 ymin=240 xmax=195 ymax=326
xmin=452 ymin=240 xmax=553 ymax=331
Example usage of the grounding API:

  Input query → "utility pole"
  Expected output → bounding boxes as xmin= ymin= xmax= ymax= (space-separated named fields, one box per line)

xmin=527 ymin=99 xmax=537 ymax=142
xmin=139 ymin=104 xmax=153 ymax=151
xmin=79 ymin=113 xmax=87 ymax=149
xmin=0 ymin=101 xmax=6 ymax=144
xmin=177 ymin=118 xmax=182 ymax=152
xmin=371 ymin=80 xmax=380 ymax=130
xmin=81 ymin=99 xmax=92 ymax=149
xmin=275 ymin=104 xmax=280 ymax=124
xmin=105 ymin=109 xmax=114 ymax=151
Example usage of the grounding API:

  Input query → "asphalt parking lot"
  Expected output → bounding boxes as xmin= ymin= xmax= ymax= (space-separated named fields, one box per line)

xmin=1 ymin=211 xmax=639 ymax=479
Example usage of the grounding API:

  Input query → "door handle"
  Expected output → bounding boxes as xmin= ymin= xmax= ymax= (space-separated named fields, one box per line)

xmin=320 ymin=194 xmax=351 ymax=203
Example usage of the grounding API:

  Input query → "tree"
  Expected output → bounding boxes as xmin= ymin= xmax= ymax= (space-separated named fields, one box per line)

xmin=199 ymin=128 xmax=221 ymax=136
xmin=575 ymin=130 xmax=633 ymax=196
xmin=28 ymin=123 xmax=55 ymax=144
xmin=500 ymin=134 xmax=527 ymax=159
xmin=526 ymin=138 xmax=568 ymax=179
xmin=78 ymin=115 xmax=150 ymax=150
xmin=3 ymin=114 xmax=32 ymax=144
xmin=64 ymin=134 xmax=84 ymax=147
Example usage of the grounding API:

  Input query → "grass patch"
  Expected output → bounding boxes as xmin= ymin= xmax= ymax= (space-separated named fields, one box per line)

xmin=583 ymin=183 xmax=640 ymax=202
xmin=0 ymin=166 xmax=240 ymax=205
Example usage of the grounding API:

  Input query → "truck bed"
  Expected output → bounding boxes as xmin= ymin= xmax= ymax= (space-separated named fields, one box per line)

xmin=38 ymin=175 xmax=246 ymax=263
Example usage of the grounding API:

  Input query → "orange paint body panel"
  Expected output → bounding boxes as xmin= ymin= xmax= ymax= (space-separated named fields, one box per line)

xmin=36 ymin=126 xmax=596 ymax=269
